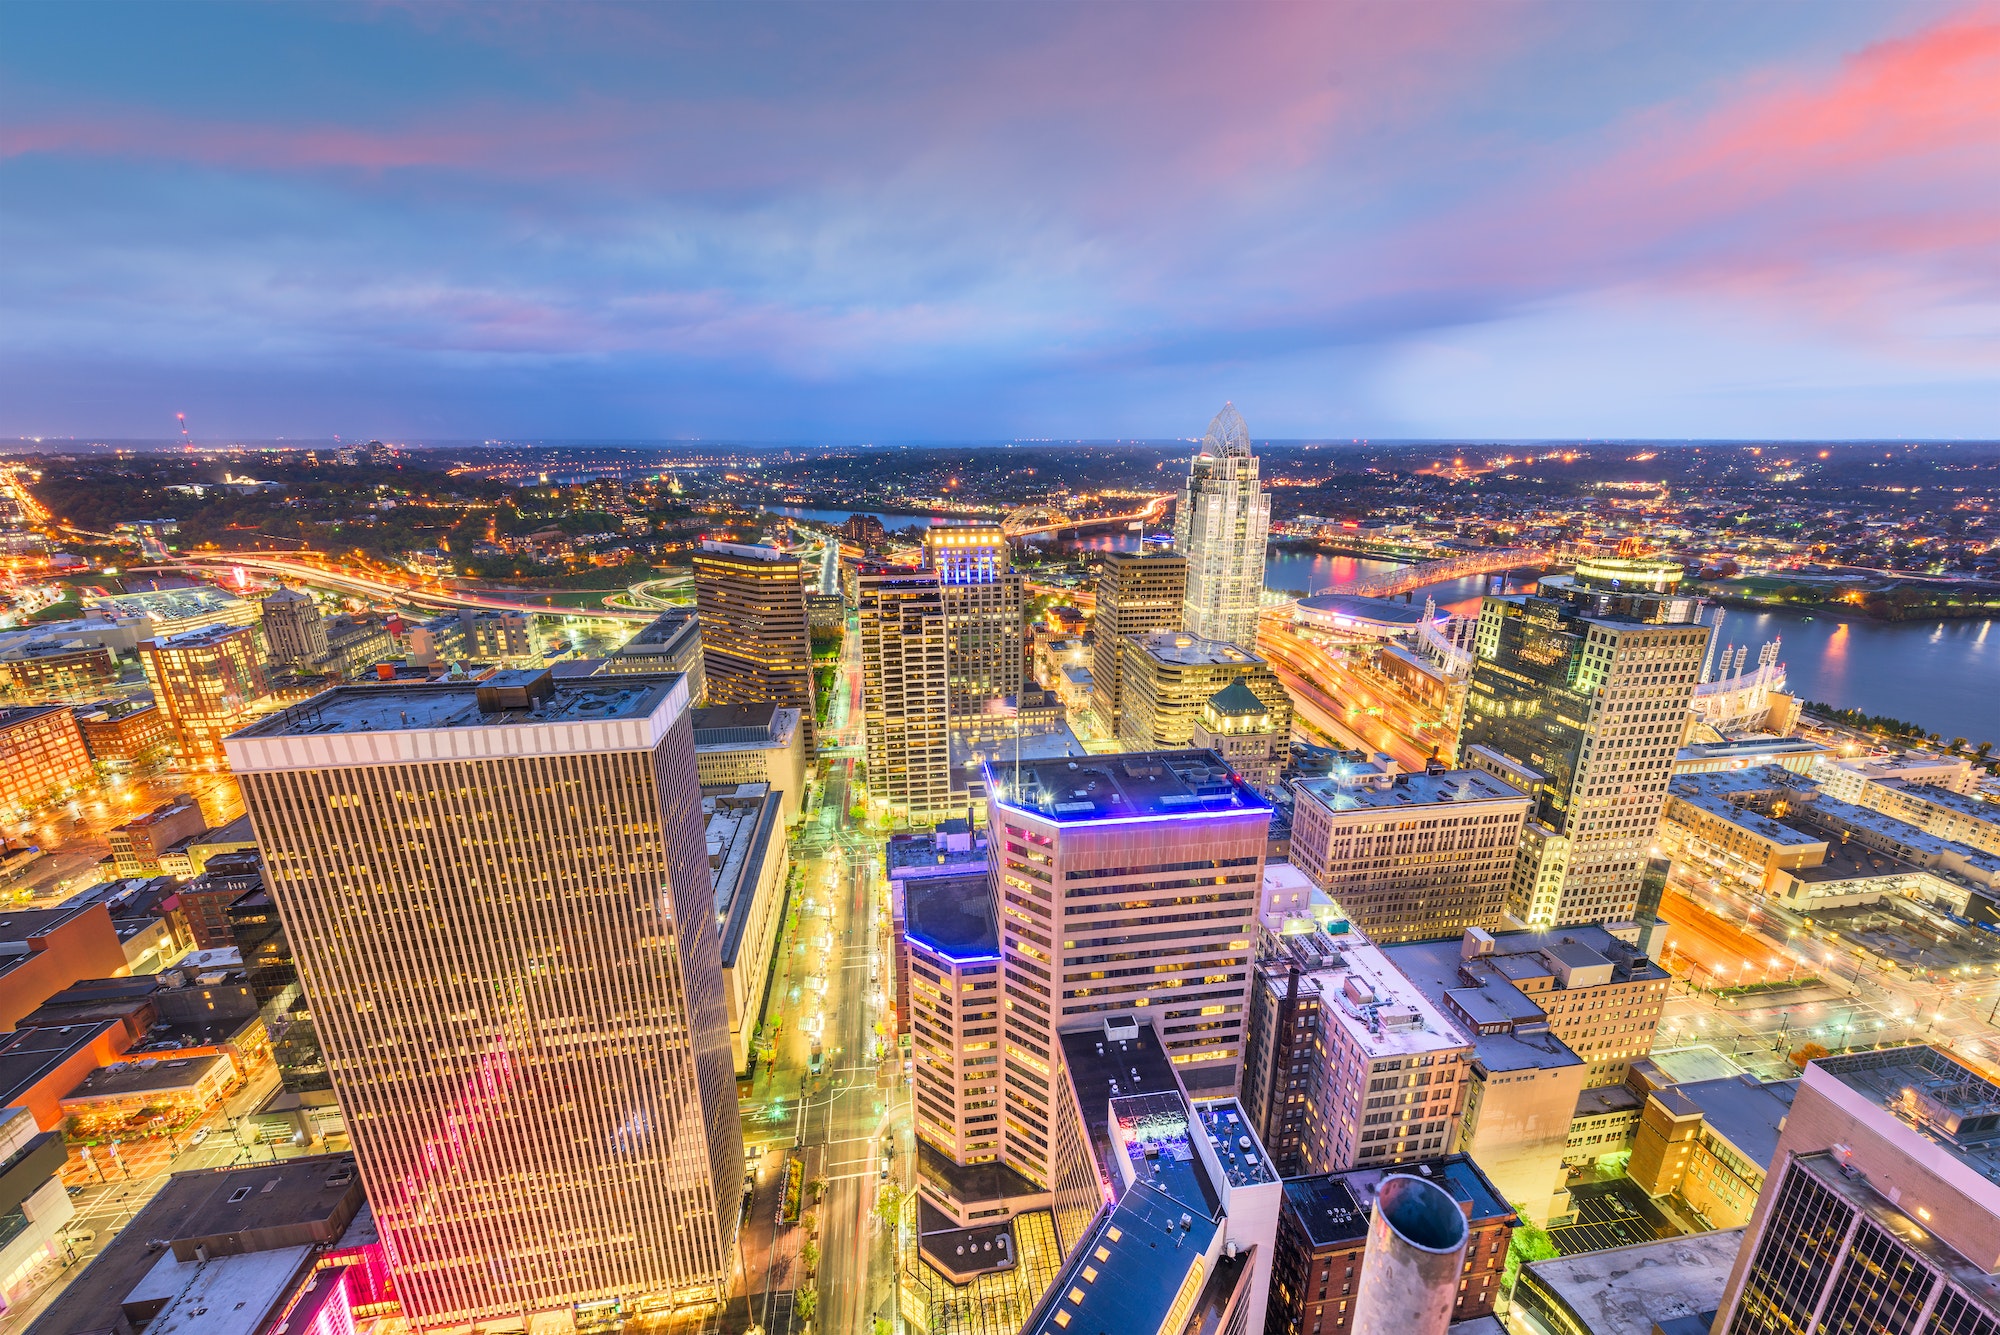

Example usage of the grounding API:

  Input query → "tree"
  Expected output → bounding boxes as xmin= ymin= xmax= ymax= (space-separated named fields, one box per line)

xmin=808 ymin=1175 xmax=828 ymax=1203
xmin=876 ymin=1182 xmax=906 ymax=1229
xmin=800 ymin=1239 xmax=819 ymax=1272
xmin=1789 ymin=1042 xmax=1831 ymax=1070
xmin=1952 ymin=738 xmax=1970 ymax=754
xmin=1979 ymin=742 xmax=1994 ymax=761
xmin=796 ymin=1289 xmax=818 ymax=1321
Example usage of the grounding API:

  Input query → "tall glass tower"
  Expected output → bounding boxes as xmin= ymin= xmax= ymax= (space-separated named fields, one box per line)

xmin=1174 ymin=402 xmax=1271 ymax=648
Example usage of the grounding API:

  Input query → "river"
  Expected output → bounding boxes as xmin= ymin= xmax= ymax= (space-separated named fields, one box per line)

xmin=840 ymin=525 xmax=2000 ymax=745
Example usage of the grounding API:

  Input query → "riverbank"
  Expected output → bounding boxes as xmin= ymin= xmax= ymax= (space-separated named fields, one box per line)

xmin=1695 ymin=576 xmax=2000 ymax=624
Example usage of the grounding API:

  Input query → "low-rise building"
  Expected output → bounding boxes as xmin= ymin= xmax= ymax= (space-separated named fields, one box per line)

xmin=0 ymin=1105 xmax=72 ymax=1313
xmin=1267 ymin=1155 xmax=1516 ymax=1335
xmin=1515 ymin=1228 xmax=1746 ymax=1335
xmin=72 ymin=698 xmax=172 ymax=767
xmin=704 ymin=783 xmax=790 ymax=1074
xmin=0 ymin=705 xmax=93 ymax=821
xmin=0 ymin=638 xmax=119 ymax=703
xmin=0 ymin=904 xmax=131 ymax=1031
xmin=1627 ymin=1073 xmax=1795 ymax=1229
xmin=21 ymin=1153 xmax=371 ymax=1335
xmin=1288 ymin=761 xmax=1529 ymax=944
xmin=1563 ymin=1083 xmax=1644 ymax=1167
xmin=107 ymin=794 xmax=207 ymax=877
xmin=0 ymin=1020 xmax=131 ymax=1131
xmin=58 ymin=1051 xmax=234 ymax=1137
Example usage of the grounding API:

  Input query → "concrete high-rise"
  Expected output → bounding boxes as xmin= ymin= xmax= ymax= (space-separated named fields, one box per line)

xmin=1458 ymin=556 xmax=1710 ymax=927
xmin=693 ymin=540 xmax=816 ymax=752
xmin=1089 ymin=551 xmax=1186 ymax=735
xmin=857 ymin=564 xmax=952 ymax=825
xmin=1116 ymin=629 xmax=1291 ymax=752
xmin=1174 ymin=402 xmax=1271 ymax=648
xmin=1287 ymin=762 xmax=1530 ymax=944
xmin=985 ymin=751 xmax=1269 ymax=1184
xmin=225 ymin=669 xmax=741 ymax=1331
xmin=923 ymin=526 xmax=1024 ymax=716
xmin=259 ymin=586 xmax=327 ymax=665
xmin=139 ymin=623 xmax=270 ymax=764
xmin=1715 ymin=1045 xmax=2000 ymax=1335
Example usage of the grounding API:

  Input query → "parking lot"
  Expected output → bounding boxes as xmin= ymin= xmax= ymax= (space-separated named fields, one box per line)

xmin=1550 ymin=1180 xmax=1679 ymax=1256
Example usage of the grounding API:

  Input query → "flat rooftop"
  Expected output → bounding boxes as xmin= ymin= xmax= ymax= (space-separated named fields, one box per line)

xmin=1656 ymin=1075 xmax=1798 ymax=1171
xmin=1877 ymin=778 xmax=2000 ymax=822
xmin=1668 ymin=776 xmax=1828 ymax=849
xmin=1813 ymin=1046 xmax=2000 ymax=1185
xmin=233 ymin=670 xmax=683 ymax=738
xmin=1131 ymin=629 xmax=1262 ymax=666
xmin=1295 ymin=767 xmax=1526 ymax=813
xmin=1811 ymin=796 xmax=2000 ymax=873
xmin=1518 ymin=1228 xmax=1745 ymax=1335
xmin=146 ymin=622 xmax=255 ymax=649
xmin=1295 ymin=592 xmax=1440 ymax=628
xmin=1282 ymin=1154 xmax=1514 ymax=1250
xmin=885 ymin=830 xmax=988 ymax=877
xmin=988 ymin=750 xmax=1269 ymax=822
xmin=1381 ymin=936 xmax=1586 ymax=1075
xmin=0 ymin=1022 xmax=116 ymax=1107
xmin=1193 ymin=1099 xmax=1277 ymax=1187
xmin=62 ymin=1053 xmax=225 ymax=1100
xmin=1266 ymin=931 xmax=1474 ymax=1062
xmin=903 ymin=871 xmax=999 ymax=962
xmin=23 ymin=1153 xmax=363 ymax=1335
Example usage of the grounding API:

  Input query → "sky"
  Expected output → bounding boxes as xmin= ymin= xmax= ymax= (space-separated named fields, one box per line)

xmin=4 ymin=2 xmax=2000 ymax=443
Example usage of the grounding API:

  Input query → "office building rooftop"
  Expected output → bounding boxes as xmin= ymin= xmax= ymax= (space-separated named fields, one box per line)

xmin=1668 ymin=775 xmax=1828 ymax=848
xmin=1655 ymin=1075 xmax=1798 ymax=1172
xmin=1517 ymin=1228 xmax=1744 ymax=1335
xmin=1194 ymin=1098 xmax=1277 ymax=1187
xmin=1282 ymin=1155 xmax=1515 ymax=1250
xmin=1296 ymin=766 xmax=1524 ymax=813
xmin=988 ymin=750 xmax=1269 ymax=822
xmin=1264 ymin=930 xmax=1474 ymax=1063
xmin=1811 ymin=1046 xmax=2000 ymax=1185
xmin=232 ymin=669 xmax=683 ymax=738
xmin=903 ymin=872 xmax=998 ymax=962
xmin=1130 ymin=629 xmax=1262 ymax=667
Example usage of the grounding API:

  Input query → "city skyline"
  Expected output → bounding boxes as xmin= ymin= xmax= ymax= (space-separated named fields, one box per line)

xmin=8 ymin=5 xmax=2000 ymax=440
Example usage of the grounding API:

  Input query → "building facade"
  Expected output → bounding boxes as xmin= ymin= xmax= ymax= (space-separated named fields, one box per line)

xmin=1459 ymin=558 xmax=1710 ymax=927
xmin=1174 ymin=402 xmax=1271 ymax=648
xmin=1287 ymin=764 xmax=1530 ymax=944
xmin=925 ymin=526 xmax=1024 ymax=717
xmin=226 ymin=670 xmax=741 ymax=1330
xmin=986 ymin=751 xmax=1269 ymax=1185
xmin=0 ymin=705 xmax=93 ymax=821
xmin=259 ymin=586 xmax=328 ymax=665
xmin=858 ymin=565 xmax=953 ymax=825
xmin=1716 ymin=1046 xmax=2000 ymax=1335
xmin=1241 ymin=927 xmax=1473 ymax=1179
xmin=1117 ymin=629 xmax=1292 ymax=753
xmin=692 ymin=541 xmax=816 ymax=752
xmin=1089 ymin=551 xmax=1187 ymax=736
xmin=138 ymin=622 xmax=270 ymax=763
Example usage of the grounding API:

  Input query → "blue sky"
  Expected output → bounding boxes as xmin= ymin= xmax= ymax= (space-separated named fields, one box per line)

xmin=4 ymin=2 xmax=1998 ymax=441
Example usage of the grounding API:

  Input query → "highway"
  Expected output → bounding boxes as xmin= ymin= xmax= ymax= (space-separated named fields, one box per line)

xmin=133 ymin=552 xmax=657 ymax=623
xmin=1259 ymin=619 xmax=1434 ymax=769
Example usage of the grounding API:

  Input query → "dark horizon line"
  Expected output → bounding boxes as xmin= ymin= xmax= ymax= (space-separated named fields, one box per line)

xmin=7 ymin=436 xmax=1998 ymax=452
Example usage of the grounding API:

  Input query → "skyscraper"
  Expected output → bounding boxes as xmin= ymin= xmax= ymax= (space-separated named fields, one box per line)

xmin=983 ymin=750 xmax=1268 ymax=1184
xmin=693 ymin=540 xmax=816 ymax=752
xmin=139 ymin=622 xmax=270 ymax=763
xmin=1458 ymin=556 xmax=1710 ymax=927
xmin=857 ymin=564 xmax=952 ymax=825
xmin=259 ymin=586 xmax=328 ymax=665
xmin=924 ymin=525 xmax=1024 ymax=715
xmin=1715 ymin=1045 xmax=2000 ymax=1335
xmin=1088 ymin=550 xmax=1186 ymax=735
xmin=1174 ymin=402 xmax=1271 ymax=648
xmin=225 ymin=669 xmax=741 ymax=1330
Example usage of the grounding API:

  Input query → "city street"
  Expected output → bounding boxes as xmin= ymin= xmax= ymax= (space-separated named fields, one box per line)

xmin=708 ymin=610 xmax=902 ymax=1335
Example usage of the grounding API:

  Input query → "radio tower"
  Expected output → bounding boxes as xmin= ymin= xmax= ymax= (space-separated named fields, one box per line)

xmin=176 ymin=412 xmax=193 ymax=451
